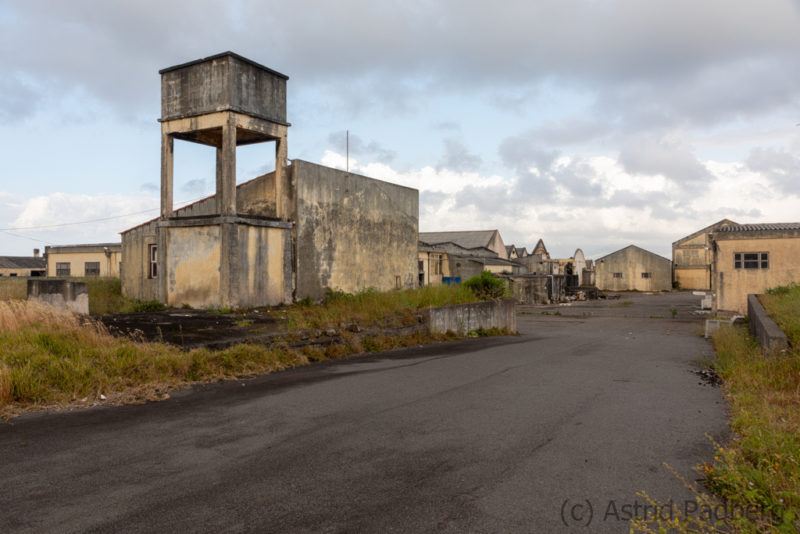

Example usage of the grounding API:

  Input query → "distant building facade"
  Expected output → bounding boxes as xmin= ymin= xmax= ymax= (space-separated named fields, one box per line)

xmin=0 ymin=249 xmax=46 ymax=278
xmin=710 ymin=223 xmax=800 ymax=314
xmin=45 ymin=243 xmax=121 ymax=278
xmin=672 ymin=219 xmax=737 ymax=290
xmin=595 ymin=245 xmax=672 ymax=291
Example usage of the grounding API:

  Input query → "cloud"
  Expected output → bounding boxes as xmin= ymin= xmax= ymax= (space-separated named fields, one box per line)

xmin=327 ymin=131 xmax=396 ymax=164
xmin=618 ymin=133 xmax=711 ymax=188
xmin=2 ymin=192 xmax=160 ymax=252
xmin=437 ymin=139 xmax=482 ymax=173
xmin=746 ymin=146 xmax=800 ymax=195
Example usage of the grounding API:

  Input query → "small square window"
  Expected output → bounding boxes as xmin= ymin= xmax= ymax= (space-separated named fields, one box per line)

xmin=56 ymin=262 xmax=71 ymax=276
xmin=613 ymin=272 xmax=623 ymax=279
xmin=85 ymin=262 xmax=100 ymax=276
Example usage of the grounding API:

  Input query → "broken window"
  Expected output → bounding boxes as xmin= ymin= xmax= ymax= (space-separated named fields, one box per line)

xmin=734 ymin=252 xmax=768 ymax=270
xmin=85 ymin=262 xmax=100 ymax=276
xmin=612 ymin=272 xmax=623 ymax=278
xmin=56 ymin=262 xmax=71 ymax=276
xmin=149 ymin=244 xmax=158 ymax=278
xmin=641 ymin=272 xmax=652 ymax=279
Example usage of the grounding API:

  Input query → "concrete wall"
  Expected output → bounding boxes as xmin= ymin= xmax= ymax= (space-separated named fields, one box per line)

xmin=747 ymin=294 xmax=789 ymax=354
xmin=235 ymin=224 xmax=291 ymax=307
xmin=425 ymin=298 xmax=516 ymax=335
xmin=447 ymin=258 xmax=485 ymax=281
xmin=160 ymin=52 xmax=287 ymax=125
xmin=27 ymin=279 xmax=88 ymax=314
xmin=508 ymin=274 xmax=567 ymax=304
xmin=165 ymin=225 xmax=222 ymax=308
xmin=595 ymin=246 xmax=672 ymax=291
xmin=295 ymin=160 xmax=418 ymax=300
xmin=46 ymin=248 xmax=122 ymax=278
xmin=747 ymin=295 xmax=789 ymax=355
xmin=713 ymin=235 xmax=800 ymax=314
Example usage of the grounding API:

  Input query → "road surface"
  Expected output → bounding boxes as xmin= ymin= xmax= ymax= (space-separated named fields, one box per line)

xmin=0 ymin=292 xmax=727 ymax=533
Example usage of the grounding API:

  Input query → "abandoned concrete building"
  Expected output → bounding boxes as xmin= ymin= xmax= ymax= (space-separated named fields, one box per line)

xmin=120 ymin=52 xmax=418 ymax=308
xmin=595 ymin=245 xmax=672 ymax=291
xmin=672 ymin=219 xmax=737 ymax=290
xmin=418 ymin=231 xmax=519 ymax=285
xmin=0 ymin=250 xmax=45 ymax=278
xmin=710 ymin=223 xmax=800 ymax=314
xmin=45 ymin=243 xmax=122 ymax=278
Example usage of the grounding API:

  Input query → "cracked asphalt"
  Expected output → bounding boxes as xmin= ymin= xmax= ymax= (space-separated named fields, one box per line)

xmin=0 ymin=291 xmax=727 ymax=533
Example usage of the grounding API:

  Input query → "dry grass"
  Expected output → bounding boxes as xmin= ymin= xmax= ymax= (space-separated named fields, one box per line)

xmin=0 ymin=279 xmax=26 ymax=300
xmin=0 ymin=299 xmax=465 ymax=418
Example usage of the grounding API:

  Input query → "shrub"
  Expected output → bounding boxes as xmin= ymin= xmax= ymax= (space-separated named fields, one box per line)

xmin=131 ymin=300 xmax=166 ymax=312
xmin=463 ymin=271 xmax=506 ymax=300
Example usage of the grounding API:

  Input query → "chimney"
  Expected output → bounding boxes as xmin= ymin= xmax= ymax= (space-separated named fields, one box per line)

xmin=33 ymin=248 xmax=40 ymax=258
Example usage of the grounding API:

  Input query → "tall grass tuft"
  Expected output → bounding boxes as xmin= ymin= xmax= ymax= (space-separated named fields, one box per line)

xmin=0 ymin=279 xmax=27 ymax=301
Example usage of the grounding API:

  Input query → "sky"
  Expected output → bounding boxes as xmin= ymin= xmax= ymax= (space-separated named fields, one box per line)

xmin=1 ymin=0 xmax=800 ymax=260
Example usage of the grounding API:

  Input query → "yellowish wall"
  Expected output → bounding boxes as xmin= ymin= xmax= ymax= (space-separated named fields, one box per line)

xmin=166 ymin=226 xmax=221 ymax=308
xmin=674 ymin=267 xmax=709 ymax=290
xmin=418 ymin=251 xmax=450 ymax=286
xmin=714 ymin=236 xmax=800 ymax=314
xmin=47 ymin=251 xmax=122 ymax=277
xmin=596 ymin=247 xmax=672 ymax=291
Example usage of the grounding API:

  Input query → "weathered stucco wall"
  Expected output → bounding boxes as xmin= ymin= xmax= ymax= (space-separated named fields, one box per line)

xmin=595 ymin=246 xmax=672 ymax=291
xmin=295 ymin=160 xmax=418 ymax=300
xmin=166 ymin=225 xmax=221 ymax=308
xmin=235 ymin=224 xmax=292 ymax=307
xmin=714 ymin=236 xmax=800 ymax=314
xmin=121 ymin=222 xmax=159 ymax=301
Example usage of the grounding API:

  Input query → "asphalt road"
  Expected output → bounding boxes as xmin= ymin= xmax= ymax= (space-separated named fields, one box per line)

xmin=0 ymin=292 xmax=727 ymax=533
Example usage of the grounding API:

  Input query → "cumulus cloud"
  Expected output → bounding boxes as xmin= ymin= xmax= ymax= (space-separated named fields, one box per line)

xmin=437 ymin=139 xmax=482 ymax=173
xmin=746 ymin=146 xmax=800 ymax=194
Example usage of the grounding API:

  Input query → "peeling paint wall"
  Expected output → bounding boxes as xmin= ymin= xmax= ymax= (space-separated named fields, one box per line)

xmin=166 ymin=226 xmax=221 ymax=308
xmin=235 ymin=225 xmax=291 ymax=307
xmin=294 ymin=160 xmax=418 ymax=300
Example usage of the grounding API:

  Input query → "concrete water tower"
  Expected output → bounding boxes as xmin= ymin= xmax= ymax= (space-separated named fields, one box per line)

xmin=155 ymin=52 xmax=293 ymax=308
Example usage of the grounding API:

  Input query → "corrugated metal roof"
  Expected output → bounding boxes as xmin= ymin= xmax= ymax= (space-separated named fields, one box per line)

xmin=0 ymin=256 xmax=46 ymax=269
xmin=717 ymin=223 xmax=800 ymax=232
xmin=419 ymin=230 xmax=497 ymax=249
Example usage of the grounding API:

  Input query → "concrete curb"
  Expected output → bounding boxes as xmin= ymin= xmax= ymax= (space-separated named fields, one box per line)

xmin=747 ymin=294 xmax=788 ymax=355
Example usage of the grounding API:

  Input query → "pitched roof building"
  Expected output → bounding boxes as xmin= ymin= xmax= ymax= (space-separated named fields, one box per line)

xmin=419 ymin=230 xmax=508 ymax=259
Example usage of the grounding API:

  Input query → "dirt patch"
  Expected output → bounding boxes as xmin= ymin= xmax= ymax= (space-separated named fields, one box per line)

xmin=97 ymin=309 xmax=287 ymax=349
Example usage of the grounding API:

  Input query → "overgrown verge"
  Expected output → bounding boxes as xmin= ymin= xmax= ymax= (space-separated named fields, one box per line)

xmin=284 ymin=284 xmax=479 ymax=330
xmin=0 ymin=300 xmax=464 ymax=419
xmin=631 ymin=283 xmax=799 ymax=533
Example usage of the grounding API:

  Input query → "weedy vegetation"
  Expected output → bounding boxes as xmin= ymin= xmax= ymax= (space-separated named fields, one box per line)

xmin=631 ymin=283 xmax=800 ymax=533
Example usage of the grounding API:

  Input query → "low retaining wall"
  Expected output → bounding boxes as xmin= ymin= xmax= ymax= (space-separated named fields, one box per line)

xmin=424 ymin=298 xmax=516 ymax=335
xmin=747 ymin=294 xmax=788 ymax=355
xmin=27 ymin=279 xmax=89 ymax=315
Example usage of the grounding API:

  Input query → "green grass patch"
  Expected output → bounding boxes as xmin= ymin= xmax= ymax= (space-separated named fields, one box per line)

xmin=761 ymin=283 xmax=800 ymax=346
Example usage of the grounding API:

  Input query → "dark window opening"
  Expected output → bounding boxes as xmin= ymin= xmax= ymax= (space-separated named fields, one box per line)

xmin=85 ymin=262 xmax=100 ymax=276
xmin=734 ymin=252 xmax=768 ymax=270
xmin=148 ymin=245 xmax=158 ymax=279
xmin=56 ymin=262 xmax=71 ymax=276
